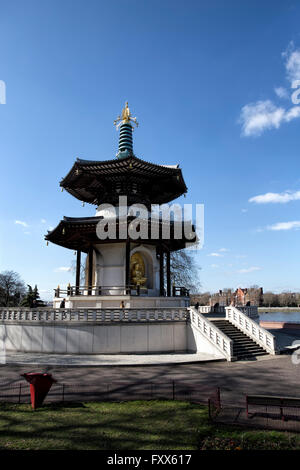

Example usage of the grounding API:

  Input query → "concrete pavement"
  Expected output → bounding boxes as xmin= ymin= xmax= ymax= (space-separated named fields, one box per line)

xmin=0 ymin=354 xmax=298 ymax=406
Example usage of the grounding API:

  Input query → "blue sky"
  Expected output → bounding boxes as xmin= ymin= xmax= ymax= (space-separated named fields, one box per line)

xmin=1 ymin=0 xmax=300 ymax=299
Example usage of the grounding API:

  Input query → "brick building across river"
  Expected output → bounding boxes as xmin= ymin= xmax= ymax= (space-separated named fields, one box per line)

xmin=209 ymin=287 xmax=263 ymax=307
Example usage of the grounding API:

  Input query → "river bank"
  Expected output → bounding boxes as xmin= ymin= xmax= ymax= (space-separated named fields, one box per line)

xmin=258 ymin=307 xmax=300 ymax=313
xmin=258 ymin=309 xmax=300 ymax=324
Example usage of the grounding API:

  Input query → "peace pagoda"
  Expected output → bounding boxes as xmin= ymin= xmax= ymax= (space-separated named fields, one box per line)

xmin=45 ymin=103 xmax=196 ymax=309
xmin=0 ymin=104 xmax=275 ymax=360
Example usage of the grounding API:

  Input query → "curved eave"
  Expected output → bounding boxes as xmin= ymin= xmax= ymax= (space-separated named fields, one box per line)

xmin=59 ymin=155 xmax=187 ymax=205
xmin=45 ymin=216 xmax=197 ymax=252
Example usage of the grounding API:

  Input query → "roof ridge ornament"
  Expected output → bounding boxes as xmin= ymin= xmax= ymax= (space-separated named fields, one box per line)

xmin=114 ymin=102 xmax=139 ymax=130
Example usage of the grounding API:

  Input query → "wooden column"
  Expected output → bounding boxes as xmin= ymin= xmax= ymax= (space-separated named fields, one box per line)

xmin=75 ymin=250 xmax=81 ymax=295
xmin=159 ymin=245 xmax=164 ymax=296
xmin=166 ymin=249 xmax=171 ymax=297
xmin=88 ymin=246 xmax=93 ymax=295
xmin=125 ymin=239 xmax=130 ymax=293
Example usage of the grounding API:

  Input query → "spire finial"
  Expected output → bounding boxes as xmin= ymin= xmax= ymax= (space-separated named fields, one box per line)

xmin=114 ymin=102 xmax=139 ymax=129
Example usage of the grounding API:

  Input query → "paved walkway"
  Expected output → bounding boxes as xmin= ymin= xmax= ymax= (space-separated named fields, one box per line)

xmin=0 ymin=354 xmax=298 ymax=407
xmin=0 ymin=352 xmax=224 ymax=367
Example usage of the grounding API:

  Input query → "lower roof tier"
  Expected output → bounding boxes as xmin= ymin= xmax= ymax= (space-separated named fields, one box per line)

xmin=45 ymin=216 xmax=197 ymax=253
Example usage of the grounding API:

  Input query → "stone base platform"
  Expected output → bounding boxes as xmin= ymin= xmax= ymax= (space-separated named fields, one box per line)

xmin=53 ymin=295 xmax=190 ymax=309
xmin=0 ymin=352 xmax=225 ymax=366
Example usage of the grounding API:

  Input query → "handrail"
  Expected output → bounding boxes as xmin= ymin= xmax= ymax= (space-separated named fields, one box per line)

xmin=197 ymin=305 xmax=258 ymax=319
xmin=0 ymin=307 xmax=188 ymax=323
xmin=235 ymin=305 xmax=259 ymax=319
xmin=55 ymin=285 xmax=138 ymax=297
xmin=188 ymin=307 xmax=233 ymax=361
xmin=54 ymin=285 xmax=190 ymax=298
xmin=225 ymin=306 xmax=276 ymax=354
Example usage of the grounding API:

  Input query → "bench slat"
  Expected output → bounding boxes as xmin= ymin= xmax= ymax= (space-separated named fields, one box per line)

xmin=247 ymin=395 xmax=300 ymax=407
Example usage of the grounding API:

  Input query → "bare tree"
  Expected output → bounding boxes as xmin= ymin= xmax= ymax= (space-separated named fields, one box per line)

xmin=0 ymin=271 xmax=26 ymax=306
xmin=262 ymin=291 xmax=279 ymax=307
xmin=190 ymin=291 xmax=210 ymax=305
xmin=169 ymin=249 xmax=201 ymax=294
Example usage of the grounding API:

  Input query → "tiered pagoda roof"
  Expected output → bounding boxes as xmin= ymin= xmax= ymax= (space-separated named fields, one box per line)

xmin=45 ymin=215 xmax=196 ymax=252
xmin=46 ymin=102 xmax=195 ymax=252
xmin=60 ymin=155 xmax=187 ymax=206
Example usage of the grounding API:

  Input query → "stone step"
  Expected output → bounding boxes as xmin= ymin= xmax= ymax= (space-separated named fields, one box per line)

xmin=233 ymin=342 xmax=263 ymax=349
xmin=233 ymin=348 xmax=265 ymax=353
xmin=232 ymin=339 xmax=261 ymax=345
xmin=210 ymin=319 xmax=268 ymax=361
xmin=236 ymin=352 xmax=267 ymax=359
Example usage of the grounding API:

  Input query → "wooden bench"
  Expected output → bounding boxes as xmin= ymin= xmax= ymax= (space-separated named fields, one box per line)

xmin=246 ymin=395 xmax=300 ymax=421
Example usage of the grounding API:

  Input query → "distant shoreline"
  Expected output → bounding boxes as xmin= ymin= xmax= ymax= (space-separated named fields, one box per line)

xmin=258 ymin=307 xmax=300 ymax=313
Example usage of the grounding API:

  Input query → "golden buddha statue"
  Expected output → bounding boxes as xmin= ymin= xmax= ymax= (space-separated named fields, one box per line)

xmin=130 ymin=252 xmax=147 ymax=287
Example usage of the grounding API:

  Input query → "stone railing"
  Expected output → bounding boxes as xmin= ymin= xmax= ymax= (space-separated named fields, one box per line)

xmin=54 ymin=285 xmax=190 ymax=298
xmin=188 ymin=307 xmax=233 ymax=361
xmin=198 ymin=305 xmax=258 ymax=319
xmin=236 ymin=305 xmax=259 ymax=320
xmin=198 ymin=306 xmax=221 ymax=314
xmin=226 ymin=306 xmax=276 ymax=354
xmin=0 ymin=307 xmax=188 ymax=323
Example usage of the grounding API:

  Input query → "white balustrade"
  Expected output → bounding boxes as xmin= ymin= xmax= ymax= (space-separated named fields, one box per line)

xmin=197 ymin=305 xmax=258 ymax=318
xmin=0 ymin=307 xmax=188 ymax=324
xmin=226 ymin=306 xmax=276 ymax=354
xmin=188 ymin=307 xmax=233 ymax=360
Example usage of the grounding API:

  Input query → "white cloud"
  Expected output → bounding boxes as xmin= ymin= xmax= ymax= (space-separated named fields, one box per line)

xmin=240 ymin=43 xmax=300 ymax=137
xmin=274 ymin=86 xmax=289 ymax=99
xmin=285 ymin=105 xmax=300 ymax=121
xmin=249 ymin=190 xmax=300 ymax=204
xmin=241 ymin=208 xmax=248 ymax=213
xmin=267 ymin=221 xmax=300 ymax=231
xmin=283 ymin=42 xmax=300 ymax=84
xmin=54 ymin=267 xmax=71 ymax=272
xmin=15 ymin=220 xmax=29 ymax=227
xmin=239 ymin=100 xmax=300 ymax=137
xmin=41 ymin=219 xmax=46 ymax=224
xmin=208 ymin=252 xmax=223 ymax=257
xmin=210 ymin=264 xmax=219 ymax=268
xmin=219 ymin=248 xmax=229 ymax=252
xmin=237 ymin=266 xmax=261 ymax=273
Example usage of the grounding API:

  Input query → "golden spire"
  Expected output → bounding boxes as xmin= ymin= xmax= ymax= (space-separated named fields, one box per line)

xmin=114 ymin=102 xmax=138 ymax=129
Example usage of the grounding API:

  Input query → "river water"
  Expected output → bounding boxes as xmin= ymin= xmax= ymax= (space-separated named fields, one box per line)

xmin=259 ymin=311 xmax=300 ymax=323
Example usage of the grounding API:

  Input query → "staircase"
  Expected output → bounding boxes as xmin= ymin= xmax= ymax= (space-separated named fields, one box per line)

xmin=211 ymin=319 xmax=268 ymax=360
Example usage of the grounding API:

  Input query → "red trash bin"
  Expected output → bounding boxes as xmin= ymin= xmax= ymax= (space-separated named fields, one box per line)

xmin=21 ymin=373 xmax=57 ymax=410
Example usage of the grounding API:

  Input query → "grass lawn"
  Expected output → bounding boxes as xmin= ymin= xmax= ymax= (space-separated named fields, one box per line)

xmin=0 ymin=400 xmax=299 ymax=450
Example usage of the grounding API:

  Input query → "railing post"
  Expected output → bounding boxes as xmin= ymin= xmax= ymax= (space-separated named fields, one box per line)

xmin=87 ymin=246 xmax=93 ymax=295
xmin=18 ymin=383 xmax=22 ymax=404
xmin=217 ymin=387 xmax=221 ymax=409
xmin=208 ymin=399 xmax=212 ymax=420
xmin=75 ymin=250 xmax=81 ymax=295
xmin=166 ymin=250 xmax=171 ymax=297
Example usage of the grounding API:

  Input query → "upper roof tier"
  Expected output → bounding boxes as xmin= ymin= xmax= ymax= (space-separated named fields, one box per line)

xmin=60 ymin=155 xmax=187 ymax=206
